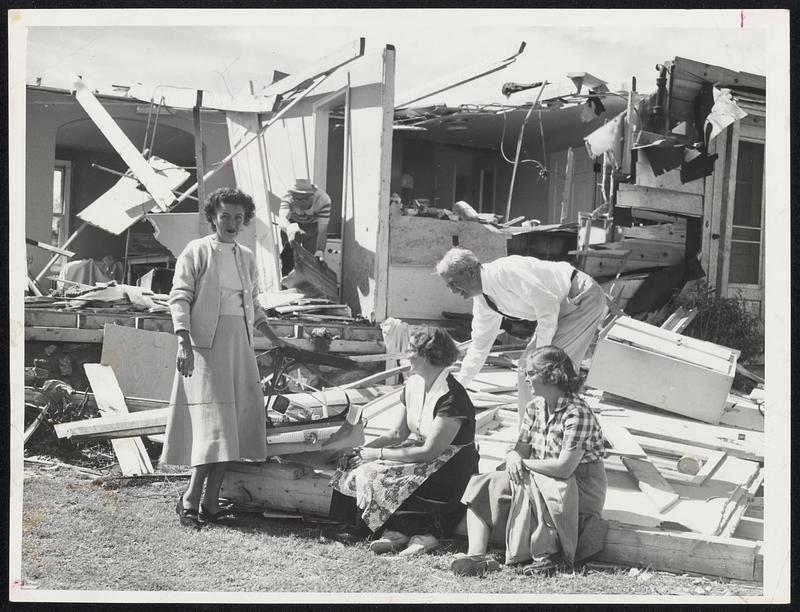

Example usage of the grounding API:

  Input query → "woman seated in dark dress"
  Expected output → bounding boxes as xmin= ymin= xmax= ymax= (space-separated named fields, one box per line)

xmin=329 ymin=327 xmax=479 ymax=555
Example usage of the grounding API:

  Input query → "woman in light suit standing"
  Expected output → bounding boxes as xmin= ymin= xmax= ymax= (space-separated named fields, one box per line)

xmin=161 ymin=187 xmax=283 ymax=529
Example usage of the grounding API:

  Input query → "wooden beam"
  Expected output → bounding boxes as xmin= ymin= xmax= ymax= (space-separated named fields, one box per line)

xmin=25 ymin=327 xmax=104 ymax=343
xmin=395 ymin=41 xmax=525 ymax=109
xmin=83 ymin=364 xmax=154 ymax=476
xmin=54 ymin=408 xmax=169 ymax=441
xmin=261 ymin=38 xmax=365 ymax=98
xmin=596 ymin=520 xmax=762 ymax=582
xmin=616 ymin=184 xmax=703 ymax=217
xmin=620 ymin=77 xmax=636 ymax=176
xmin=26 ymin=237 xmax=75 ymax=258
xmin=72 ymin=77 xmax=176 ymax=211
xmin=25 ymin=323 xmax=385 ymax=354
xmin=193 ymin=89 xmax=206 ymax=236
xmin=34 ymin=223 xmax=89 ymax=284
xmin=220 ymin=460 xmax=334 ymax=516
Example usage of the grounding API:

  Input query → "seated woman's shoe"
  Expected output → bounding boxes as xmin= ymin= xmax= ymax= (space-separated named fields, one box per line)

xmin=518 ymin=553 xmax=562 ymax=576
xmin=450 ymin=553 xmax=501 ymax=576
xmin=198 ymin=504 xmax=237 ymax=524
xmin=398 ymin=533 xmax=440 ymax=556
xmin=324 ymin=524 xmax=369 ymax=545
xmin=175 ymin=497 xmax=202 ymax=530
xmin=369 ymin=530 xmax=410 ymax=554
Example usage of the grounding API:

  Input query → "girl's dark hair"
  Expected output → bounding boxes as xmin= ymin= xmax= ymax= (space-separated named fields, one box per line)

xmin=408 ymin=326 xmax=460 ymax=368
xmin=204 ymin=187 xmax=256 ymax=228
xmin=524 ymin=345 xmax=583 ymax=393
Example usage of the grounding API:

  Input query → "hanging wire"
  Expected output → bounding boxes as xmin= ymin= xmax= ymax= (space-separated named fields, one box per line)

xmin=497 ymin=83 xmax=550 ymax=179
xmin=141 ymin=100 xmax=155 ymax=156
xmin=146 ymin=96 xmax=166 ymax=159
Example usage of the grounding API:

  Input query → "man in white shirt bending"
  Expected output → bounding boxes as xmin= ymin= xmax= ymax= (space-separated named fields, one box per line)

xmin=435 ymin=247 xmax=606 ymax=423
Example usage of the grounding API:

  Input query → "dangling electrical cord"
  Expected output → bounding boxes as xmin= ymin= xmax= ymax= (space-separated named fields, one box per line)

xmin=498 ymin=82 xmax=550 ymax=178
xmin=499 ymin=110 xmax=545 ymax=173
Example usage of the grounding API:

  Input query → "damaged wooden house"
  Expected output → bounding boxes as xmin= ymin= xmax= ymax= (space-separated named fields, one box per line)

xmin=23 ymin=41 xmax=766 ymax=583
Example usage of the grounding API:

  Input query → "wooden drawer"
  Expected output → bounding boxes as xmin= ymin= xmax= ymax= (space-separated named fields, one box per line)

xmin=586 ymin=316 xmax=739 ymax=424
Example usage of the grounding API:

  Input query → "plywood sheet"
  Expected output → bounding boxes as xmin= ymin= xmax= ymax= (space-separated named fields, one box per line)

xmin=389 ymin=215 xmax=508 ymax=266
xmin=77 ymin=156 xmax=189 ymax=235
xmin=386 ymin=264 xmax=473 ymax=319
xmin=100 ymin=324 xmax=178 ymax=402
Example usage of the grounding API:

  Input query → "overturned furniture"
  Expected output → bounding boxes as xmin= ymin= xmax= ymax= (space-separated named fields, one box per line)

xmin=585 ymin=315 xmax=739 ymax=424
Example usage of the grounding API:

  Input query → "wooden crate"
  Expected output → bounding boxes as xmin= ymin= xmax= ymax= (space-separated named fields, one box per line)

xmin=585 ymin=317 xmax=739 ymax=424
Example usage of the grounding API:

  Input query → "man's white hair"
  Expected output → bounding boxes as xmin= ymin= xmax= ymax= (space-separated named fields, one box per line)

xmin=434 ymin=247 xmax=481 ymax=277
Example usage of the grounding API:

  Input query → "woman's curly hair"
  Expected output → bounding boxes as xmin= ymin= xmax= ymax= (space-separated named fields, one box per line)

xmin=204 ymin=187 xmax=256 ymax=228
xmin=408 ymin=326 xmax=460 ymax=368
xmin=524 ymin=345 xmax=583 ymax=393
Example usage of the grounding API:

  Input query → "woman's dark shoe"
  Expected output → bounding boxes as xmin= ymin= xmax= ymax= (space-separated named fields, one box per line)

xmin=176 ymin=497 xmax=202 ymax=530
xmin=450 ymin=554 xmax=502 ymax=576
xmin=324 ymin=524 xmax=369 ymax=545
xmin=518 ymin=554 xmax=562 ymax=576
xmin=198 ymin=505 xmax=237 ymax=524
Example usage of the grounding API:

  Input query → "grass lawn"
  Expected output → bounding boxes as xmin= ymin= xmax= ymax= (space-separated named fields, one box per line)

xmin=18 ymin=465 xmax=763 ymax=600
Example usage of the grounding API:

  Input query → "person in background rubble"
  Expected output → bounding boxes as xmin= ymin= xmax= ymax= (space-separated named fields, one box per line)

xmin=328 ymin=327 xmax=479 ymax=556
xmin=277 ymin=178 xmax=331 ymax=274
xmin=435 ymin=247 xmax=607 ymax=425
xmin=451 ymin=345 xmax=608 ymax=577
xmin=161 ymin=187 xmax=285 ymax=530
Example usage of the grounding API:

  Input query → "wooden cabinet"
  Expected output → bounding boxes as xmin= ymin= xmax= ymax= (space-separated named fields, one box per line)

xmin=585 ymin=316 xmax=739 ymax=424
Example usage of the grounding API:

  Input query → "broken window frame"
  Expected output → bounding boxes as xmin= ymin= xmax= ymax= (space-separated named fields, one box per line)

xmin=50 ymin=159 xmax=72 ymax=276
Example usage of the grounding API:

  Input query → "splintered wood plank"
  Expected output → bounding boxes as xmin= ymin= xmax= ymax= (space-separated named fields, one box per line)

xmin=77 ymin=156 xmax=189 ymax=235
xmin=621 ymin=456 xmax=681 ymax=514
xmin=73 ymin=78 xmax=177 ymax=211
xmin=83 ymin=364 xmax=154 ymax=476
xmin=54 ymin=408 xmax=169 ymax=441
xmin=100 ymin=324 xmax=179 ymax=402
xmin=616 ymin=183 xmax=703 ymax=217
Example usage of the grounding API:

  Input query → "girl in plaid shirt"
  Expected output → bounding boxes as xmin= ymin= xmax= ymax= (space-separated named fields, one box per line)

xmin=452 ymin=346 xmax=608 ymax=577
